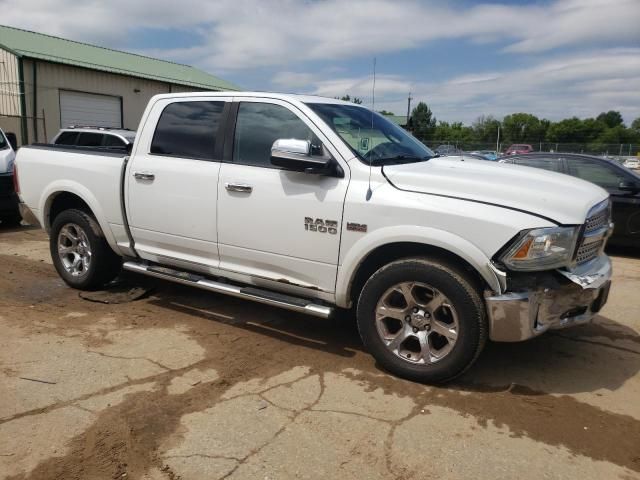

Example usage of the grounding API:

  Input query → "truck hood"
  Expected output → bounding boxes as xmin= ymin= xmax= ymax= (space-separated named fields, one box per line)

xmin=0 ymin=148 xmax=15 ymax=174
xmin=382 ymin=156 xmax=608 ymax=225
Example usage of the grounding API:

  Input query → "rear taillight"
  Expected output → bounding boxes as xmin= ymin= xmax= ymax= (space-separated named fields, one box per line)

xmin=12 ymin=162 xmax=19 ymax=194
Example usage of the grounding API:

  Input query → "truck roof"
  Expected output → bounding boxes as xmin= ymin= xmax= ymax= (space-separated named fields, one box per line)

xmin=150 ymin=91 xmax=361 ymax=106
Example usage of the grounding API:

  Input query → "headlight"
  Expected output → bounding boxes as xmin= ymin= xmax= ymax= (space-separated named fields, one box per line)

xmin=499 ymin=226 xmax=580 ymax=271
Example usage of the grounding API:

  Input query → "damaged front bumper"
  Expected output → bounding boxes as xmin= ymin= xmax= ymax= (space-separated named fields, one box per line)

xmin=485 ymin=255 xmax=612 ymax=342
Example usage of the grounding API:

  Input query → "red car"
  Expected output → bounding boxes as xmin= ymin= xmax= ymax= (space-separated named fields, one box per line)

xmin=505 ymin=144 xmax=533 ymax=155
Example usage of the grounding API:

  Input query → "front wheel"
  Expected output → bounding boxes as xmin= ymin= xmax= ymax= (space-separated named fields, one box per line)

xmin=50 ymin=209 xmax=122 ymax=290
xmin=356 ymin=258 xmax=487 ymax=384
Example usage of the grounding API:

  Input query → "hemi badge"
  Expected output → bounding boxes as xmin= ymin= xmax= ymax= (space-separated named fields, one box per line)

xmin=347 ymin=222 xmax=367 ymax=233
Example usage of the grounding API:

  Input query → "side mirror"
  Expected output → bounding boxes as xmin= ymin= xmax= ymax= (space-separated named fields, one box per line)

xmin=5 ymin=132 xmax=18 ymax=151
xmin=270 ymin=138 xmax=341 ymax=176
xmin=618 ymin=180 xmax=640 ymax=192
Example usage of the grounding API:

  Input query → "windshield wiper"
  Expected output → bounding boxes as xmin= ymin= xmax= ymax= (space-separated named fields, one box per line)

xmin=370 ymin=154 xmax=433 ymax=166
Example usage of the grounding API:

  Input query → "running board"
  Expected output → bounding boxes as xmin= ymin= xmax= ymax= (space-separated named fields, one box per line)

xmin=122 ymin=261 xmax=333 ymax=319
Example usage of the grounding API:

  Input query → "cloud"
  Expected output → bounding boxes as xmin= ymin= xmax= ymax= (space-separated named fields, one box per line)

xmin=3 ymin=0 xmax=638 ymax=122
xmin=3 ymin=0 xmax=639 ymax=70
xmin=282 ymin=49 xmax=640 ymax=124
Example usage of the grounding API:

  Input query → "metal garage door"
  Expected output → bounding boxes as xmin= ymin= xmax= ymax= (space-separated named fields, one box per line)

xmin=59 ymin=90 xmax=122 ymax=128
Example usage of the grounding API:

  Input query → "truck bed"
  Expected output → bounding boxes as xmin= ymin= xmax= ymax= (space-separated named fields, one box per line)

xmin=16 ymin=144 xmax=129 ymax=253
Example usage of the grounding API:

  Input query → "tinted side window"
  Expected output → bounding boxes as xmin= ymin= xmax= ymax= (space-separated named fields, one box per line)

xmin=567 ymin=158 xmax=627 ymax=189
xmin=55 ymin=131 xmax=79 ymax=145
xmin=515 ymin=157 xmax=562 ymax=172
xmin=0 ymin=133 xmax=7 ymax=150
xmin=151 ymin=101 xmax=224 ymax=159
xmin=233 ymin=103 xmax=318 ymax=167
xmin=102 ymin=135 xmax=126 ymax=147
xmin=76 ymin=132 xmax=104 ymax=147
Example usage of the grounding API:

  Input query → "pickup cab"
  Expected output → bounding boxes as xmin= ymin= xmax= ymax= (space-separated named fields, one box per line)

xmin=15 ymin=92 xmax=613 ymax=383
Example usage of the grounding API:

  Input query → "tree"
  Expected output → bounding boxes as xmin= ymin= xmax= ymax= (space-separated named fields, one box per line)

xmin=596 ymin=110 xmax=624 ymax=129
xmin=338 ymin=94 xmax=363 ymax=104
xmin=502 ymin=113 xmax=546 ymax=143
xmin=472 ymin=115 xmax=501 ymax=142
xmin=631 ymin=117 xmax=640 ymax=132
xmin=410 ymin=102 xmax=436 ymax=141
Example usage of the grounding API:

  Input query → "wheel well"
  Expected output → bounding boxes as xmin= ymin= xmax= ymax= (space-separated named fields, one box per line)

xmin=348 ymin=242 xmax=487 ymax=304
xmin=47 ymin=192 xmax=93 ymax=231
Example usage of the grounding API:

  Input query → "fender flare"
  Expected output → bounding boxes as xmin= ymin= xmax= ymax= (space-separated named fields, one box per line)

xmin=39 ymin=180 xmax=121 ymax=254
xmin=335 ymin=225 xmax=502 ymax=307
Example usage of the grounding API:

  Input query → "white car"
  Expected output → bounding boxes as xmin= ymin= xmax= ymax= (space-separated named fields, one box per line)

xmin=52 ymin=126 xmax=136 ymax=150
xmin=623 ymin=158 xmax=640 ymax=170
xmin=15 ymin=92 xmax=613 ymax=383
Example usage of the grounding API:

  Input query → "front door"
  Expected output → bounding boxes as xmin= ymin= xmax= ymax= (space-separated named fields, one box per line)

xmin=126 ymin=97 xmax=230 ymax=270
xmin=217 ymin=99 xmax=349 ymax=293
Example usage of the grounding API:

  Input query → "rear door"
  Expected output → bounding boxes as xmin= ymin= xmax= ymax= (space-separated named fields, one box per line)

xmin=126 ymin=96 xmax=231 ymax=270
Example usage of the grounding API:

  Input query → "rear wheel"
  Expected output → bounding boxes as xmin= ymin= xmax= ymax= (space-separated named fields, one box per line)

xmin=356 ymin=258 xmax=487 ymax=384
xmin=50 ymin=209 xmax=121 ymax=290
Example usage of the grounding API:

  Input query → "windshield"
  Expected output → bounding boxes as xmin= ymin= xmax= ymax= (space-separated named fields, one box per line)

xmin=0 ymin=131 xmax=7 ymax=150
xmin=306 ymin=103 xmax=435 ymax=165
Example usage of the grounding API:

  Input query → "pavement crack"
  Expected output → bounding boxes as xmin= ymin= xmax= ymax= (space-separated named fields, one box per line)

xmin=86 ymin=350 xmax=174 ymax=370
xmin=164 ymin=453 xmax=242 ymax=462
xmin=219 ymin=372 xmax=326 ymax=479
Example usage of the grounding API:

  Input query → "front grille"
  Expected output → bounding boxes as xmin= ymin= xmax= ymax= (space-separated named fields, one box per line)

xmin=584 ymin=206 xmax=609 ymax=234
xmin=575 ymin=200 xmax=611 ymax=264
xmin=576 ymin=239 xmax=604 ymax=264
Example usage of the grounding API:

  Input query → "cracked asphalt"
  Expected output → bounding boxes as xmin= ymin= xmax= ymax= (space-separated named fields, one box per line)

xmin=1 ymin=225 xmax=639 ymax=480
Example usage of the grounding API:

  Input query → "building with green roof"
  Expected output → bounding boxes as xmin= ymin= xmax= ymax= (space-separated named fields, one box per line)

xmin=0 ymin=25 xmax=239 ymax=145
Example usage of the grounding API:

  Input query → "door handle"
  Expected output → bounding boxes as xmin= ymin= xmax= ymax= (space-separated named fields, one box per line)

xmin=134 ymin=171 xmax=155 ymax=181
xmin=225 ymin=182 xmax=253 ymax=193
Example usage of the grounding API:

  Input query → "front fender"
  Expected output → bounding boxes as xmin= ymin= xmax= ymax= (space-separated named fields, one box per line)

xmin=335 ymin=225 xmax=502 ymax=308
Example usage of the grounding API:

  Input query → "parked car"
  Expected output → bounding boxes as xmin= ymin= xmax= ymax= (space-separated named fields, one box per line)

xmin=52 ymin=126 xmax=136 ymax=150
xmin=505 ymin=144 xmax=533 ymax=155
xmin=0 ymin=128 xmax=20 ymax=225
xmin=501 ymin=153 xmax=640 ymax=247
xmin=623 ymin=158 xmax=640 ymax=170
xmin=469 ymin=150 xmax=498 ymax=161
xmin=434 ymin=144 xmax=462 ymax=156
xmin=15 ymin=92 xmax=612 ymax=383
xmin=460 ymin=153 xmax=492 ymax=161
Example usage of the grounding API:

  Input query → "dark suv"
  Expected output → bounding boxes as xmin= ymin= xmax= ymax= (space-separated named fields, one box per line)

xmin=501 ymin=153 xmax=640 ymax=247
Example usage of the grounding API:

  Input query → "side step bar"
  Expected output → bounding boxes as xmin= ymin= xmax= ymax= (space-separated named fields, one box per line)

xmin=122 ymin=261 xmax=333 ymax=319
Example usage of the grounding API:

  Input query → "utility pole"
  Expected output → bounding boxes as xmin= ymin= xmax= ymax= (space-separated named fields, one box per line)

xmin=496 ymin=124 xmax=500 ymax=153
xmin=406 ymin=92 xmax=412 ymax=129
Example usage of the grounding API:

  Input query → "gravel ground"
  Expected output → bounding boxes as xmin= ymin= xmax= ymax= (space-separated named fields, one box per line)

xmin=1 ymin=224 xmax=639 ymax=480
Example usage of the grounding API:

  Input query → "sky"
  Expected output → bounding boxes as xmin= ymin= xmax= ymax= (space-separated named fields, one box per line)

xmin=2 ymin=0 xmax=640 ymax=124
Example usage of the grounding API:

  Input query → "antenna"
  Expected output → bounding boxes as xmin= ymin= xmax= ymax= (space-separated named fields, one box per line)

xmin=366 ymin=57 xmax=376 ymax=201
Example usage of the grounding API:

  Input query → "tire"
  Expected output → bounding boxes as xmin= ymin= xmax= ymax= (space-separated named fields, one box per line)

xmin=50 ymin=209 xmax=122 ymax=290
xmin=356 ymin=258 xmax=487 ymax=384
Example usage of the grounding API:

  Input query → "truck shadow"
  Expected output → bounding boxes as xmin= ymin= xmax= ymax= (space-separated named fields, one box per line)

xmin=456 ymin=316 xmax=640 ymax=395
xmin=130 ymin=272 xmax=640 ymax=396
xmin=0 ymin=221 xmax=39 ymax=233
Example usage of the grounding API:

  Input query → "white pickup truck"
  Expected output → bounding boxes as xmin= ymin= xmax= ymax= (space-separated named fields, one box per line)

xmin=16 ymin=92 xmax=613 ymax=383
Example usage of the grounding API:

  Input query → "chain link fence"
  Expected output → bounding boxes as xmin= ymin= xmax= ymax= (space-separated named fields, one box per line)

xmin=424 ymin=140 xmax=639 ymax=159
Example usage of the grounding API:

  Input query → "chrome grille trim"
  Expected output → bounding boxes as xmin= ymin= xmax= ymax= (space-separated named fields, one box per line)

xmin=575 ymin=199 xmax=612 ymax=265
